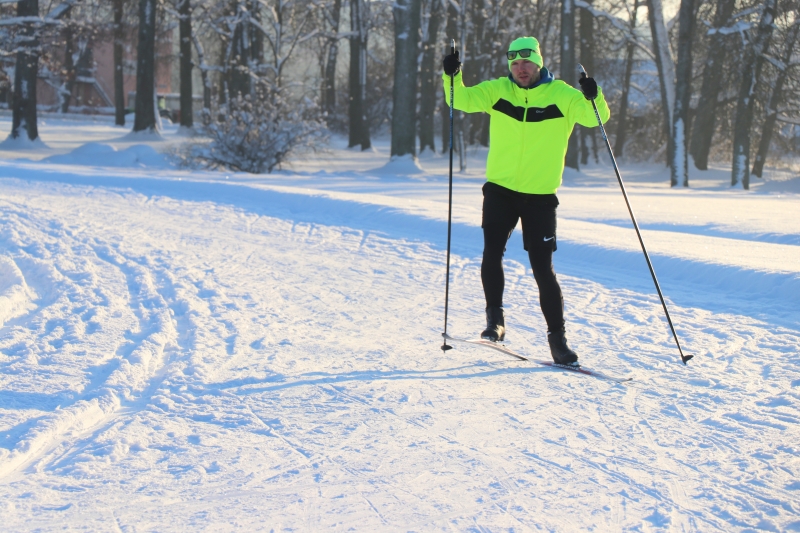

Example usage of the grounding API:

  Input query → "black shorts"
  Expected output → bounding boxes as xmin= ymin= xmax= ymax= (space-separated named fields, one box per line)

xmin=481 ymin=181 xmax=559 ymax=252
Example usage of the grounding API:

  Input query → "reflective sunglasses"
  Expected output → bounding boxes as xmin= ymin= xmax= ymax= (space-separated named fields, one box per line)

xmin=506 ymin=49 xmax=537 ymax=61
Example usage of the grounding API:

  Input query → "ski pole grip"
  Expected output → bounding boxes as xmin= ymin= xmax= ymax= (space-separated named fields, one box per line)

xmin=451 ymin=39 xmax=455 ymax=55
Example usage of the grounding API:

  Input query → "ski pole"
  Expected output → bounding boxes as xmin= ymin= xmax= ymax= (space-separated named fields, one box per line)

xmin=442 ymin=39 xmax=456 ymax=352
xmin=578 ymin=64 xmax=693 ymax=365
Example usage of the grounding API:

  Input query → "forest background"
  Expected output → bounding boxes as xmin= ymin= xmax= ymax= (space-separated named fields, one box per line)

xmin=0 ymin=0 xmax=798 ymax=188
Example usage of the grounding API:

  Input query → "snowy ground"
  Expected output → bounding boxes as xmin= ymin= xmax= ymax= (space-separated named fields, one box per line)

xmin=1 ymin=117 xmax=799 ymax=531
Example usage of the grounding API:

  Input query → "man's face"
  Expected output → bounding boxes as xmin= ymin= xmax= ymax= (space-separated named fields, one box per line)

xmin=510 ymin=59 xmax=540 ymax=88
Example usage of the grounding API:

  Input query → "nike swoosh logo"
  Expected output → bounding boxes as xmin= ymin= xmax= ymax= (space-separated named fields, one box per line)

xmin=543 ymin=236 xmax=555 ymax=241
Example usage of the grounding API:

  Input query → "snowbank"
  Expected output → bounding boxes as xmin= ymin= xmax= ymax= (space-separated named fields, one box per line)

xmin=371 ymin=153 xmax=427 ymax=175
xmin=42 ymin=142 xmax=170 ymax=168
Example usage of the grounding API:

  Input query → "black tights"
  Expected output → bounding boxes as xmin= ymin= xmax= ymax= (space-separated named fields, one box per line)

xmin=481 ymin=229 xmax=565 ymax=333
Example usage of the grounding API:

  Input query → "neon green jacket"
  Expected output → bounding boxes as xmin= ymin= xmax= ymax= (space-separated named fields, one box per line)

xmin=443 ymin=70 xmax=610 ymax=194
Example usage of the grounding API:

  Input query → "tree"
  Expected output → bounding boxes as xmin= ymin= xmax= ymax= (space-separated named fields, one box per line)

xmin=320 ymin=0 xmax=343 ymax=121
xmin=613 ymin=0 xmax=640 ymax=159
xmin=133 ymin=0 xmax=158 ymax=132
xmin=561 ymin=0 xmax=579 ymax=169
xmin=646 ymin=0 xmax=675 ymax=167
xmin=178 ymin=0 xmax=193 ymax=128
xmin=390 ymin=0 xmax=421 ymax=157
xmin=62 ymin=39 xmax=95 ymax=113
xmin=3 ymin=0 xmax=99 ymax=137
xmin=418 ymin=0 xmax=443 ymax=154
xmin=464 ymin=0 xmax=519 ymax=148
xmin=190 ymin=31 xmax=211 ymax=117
xmin=348 ymin=0 xmax=370 ymax=149
xmin=10 ymin=0 xmax=40 ymax=141
xmin=578 ymin=0 xmax=597 ymax=165
xmin=574 ymin=0 xmax=654 ymax=161
xmin=190 ymin=0 xmax=318 ymax=121
xmin=689 ymin=0 xmax=736 ymax=170
xmin=114 ymin=0 xmax=126 ymax=126
xmin=440 ymin=0 xmax=459 ymax=162
xmin=196 ymin=0 xmax=255 ymax=101
xmin=258 ymin=0 xmax=315 ymax=87
xmin=190 ymin=0 xmax=234 ymax=110
xmin=670 ymin=0 xmax=696 ymax=187
xmin=752 ymin=18 xmax=800 ymax=177
xmin=60 ymin=14 xmax=76 ymax=113
xmin=227 ymin=1 xmax=256 ymax=97
xmin=731 ymin=0 xmax=778 ymax=188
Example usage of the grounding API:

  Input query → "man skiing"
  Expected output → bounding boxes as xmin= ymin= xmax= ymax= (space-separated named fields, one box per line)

xmin=442 ymin=36 xmax=610 ymax=366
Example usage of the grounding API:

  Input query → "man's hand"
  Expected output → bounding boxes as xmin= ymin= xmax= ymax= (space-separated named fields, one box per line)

xmin=443 ymin=50 xmax=461 ymax=76
xmin=578 ymin=73 xmax=598 ymax=100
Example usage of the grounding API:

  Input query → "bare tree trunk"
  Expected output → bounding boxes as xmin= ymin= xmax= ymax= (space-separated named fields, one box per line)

xmin=418 ymin=0 xmax=442 ymax=154
xmin=579 ymin=0 xmax=595 ymax=165
xmin=229 ymin=1 xmax=251 ymax=97
xmin=179 ymin=0 xmax=193 ymax=128
xmin=191 ymin=34 xmax=211 ymax=118
xmin=466 ymin=0 xmax=487 ymax=147
xmin=133 ymin=0 xmax=158 ymax=132
xmin=217 ymin=41 xmax=228 ymax=105
xmin=114 ymin=0 xmax=126 ymax=126
xmin=671 ymin=0 xmax=695 ymax=187
xmin=561 ymin=0 xmax=579 ymax=170
xmin=348 ymin=0 xmax=370 ymax=149
xmin=614 ymin=0 xmax=639 ymax=159
xmin=441 ymin=1 xmax=458 ymax=156
xmin=391 ymin=0 xmax=421 ymax=157
xmin=456 ymin=0 xmax=466 ymax=171
xmin=752 ymin=21 xmax=800 ymax=177
xmin=11 ymin=0 xmax=40 ymax=141
xmin=247 ymin=0 xmax=264 ymax=87
xmin=646 ymin=0 xmax=674 ymax=167
xmin=61 ymin=22 xmax=75 ymax=113
xmin=731 ymin=0 xmax=777 ymax=189
xmin=322 ymin=0 xmax=342 ymax=121
xmin=249 ymin=0 xmax=264 ymax=81
xmin=689 ymin=0 xmax=735 ymax=170
xmin=468 ymin=0 xmax=496 ymax=147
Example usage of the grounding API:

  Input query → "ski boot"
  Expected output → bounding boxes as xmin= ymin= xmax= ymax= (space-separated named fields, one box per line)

xmin=481 ymin=306 xmax=505 ymax=342
xmin=548 ymin=328 xmax=579 ymax=366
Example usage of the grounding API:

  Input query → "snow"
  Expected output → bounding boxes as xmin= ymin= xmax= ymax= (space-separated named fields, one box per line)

xmin=375 ymin=153 xmax=426 ymax=175
xmin=42 ymin=143 xmax=169 ymax=168
xmin=0 ymin=133 xmax=49 ymax=151
xmin=1 ymin=117 xmax=799 ymax=531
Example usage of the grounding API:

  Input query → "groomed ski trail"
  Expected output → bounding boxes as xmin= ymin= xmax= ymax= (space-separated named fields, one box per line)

xmin=0 ymin=177 xmax=798 ymax=531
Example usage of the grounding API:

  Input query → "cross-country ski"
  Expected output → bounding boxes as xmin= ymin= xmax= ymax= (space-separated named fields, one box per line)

xmin=443 ymin=333 xmax=633 ymax=383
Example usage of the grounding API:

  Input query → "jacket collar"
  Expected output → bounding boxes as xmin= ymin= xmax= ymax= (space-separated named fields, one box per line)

xmin=508 ymin=67 xmax=554 ymax=89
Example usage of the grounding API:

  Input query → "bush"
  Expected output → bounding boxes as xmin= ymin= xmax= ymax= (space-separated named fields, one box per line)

xmin=194 ymin=82 xmax=327 ymax=174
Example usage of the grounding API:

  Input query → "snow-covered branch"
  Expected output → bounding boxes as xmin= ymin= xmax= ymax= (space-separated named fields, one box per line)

xmin=573 ymin=0 xmax=654 ymax=60
xmin=46 ymin=0 xmax=80 ymax=20
xmin=776 ymin=114 xmax=800 ymax=125
xmin=0 ymin=16 xmax=60 ymax=27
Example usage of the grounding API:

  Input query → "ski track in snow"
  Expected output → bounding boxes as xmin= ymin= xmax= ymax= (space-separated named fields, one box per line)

xmin=0 ymin=167 xmax=799 ymax=531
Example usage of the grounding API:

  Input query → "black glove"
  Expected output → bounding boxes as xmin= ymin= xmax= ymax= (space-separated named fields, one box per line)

xmin=578 ymin=73 xmax=598 ymax=100
xmin=443 ymin=50 xmax=461 ymax=76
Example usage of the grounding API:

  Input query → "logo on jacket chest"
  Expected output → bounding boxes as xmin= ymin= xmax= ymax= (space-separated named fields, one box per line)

xmin=491 ymin=99 xmax=564 ymax=123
